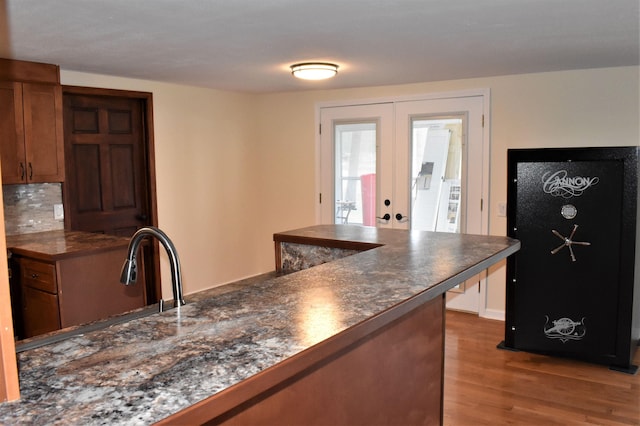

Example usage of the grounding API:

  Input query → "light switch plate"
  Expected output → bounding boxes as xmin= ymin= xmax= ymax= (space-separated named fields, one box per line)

xmin=54 ymin=204 xmax=64 ymax=220
xmin=497 ymin=202 xmax=507 ymax=217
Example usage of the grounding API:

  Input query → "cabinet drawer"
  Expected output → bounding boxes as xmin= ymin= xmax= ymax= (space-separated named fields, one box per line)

xmin=20 ymin=259 xmax=57 ymax=293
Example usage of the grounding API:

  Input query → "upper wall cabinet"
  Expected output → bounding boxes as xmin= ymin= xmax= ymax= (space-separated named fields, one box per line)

xmin=0 ymin=82 xmax=65 ymax=184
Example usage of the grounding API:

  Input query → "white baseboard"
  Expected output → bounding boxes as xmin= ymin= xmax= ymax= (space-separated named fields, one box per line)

xmin=480 ymin=308 xmax=505 ymax=321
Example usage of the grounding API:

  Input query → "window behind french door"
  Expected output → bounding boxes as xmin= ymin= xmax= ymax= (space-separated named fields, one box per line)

xmin=318 ymin=92 xmax=489 ymax=313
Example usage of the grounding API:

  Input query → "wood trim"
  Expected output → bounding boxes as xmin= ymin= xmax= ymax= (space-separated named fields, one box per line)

xmin=61 ymin=85 xmax=151 ymax=99
xmin=61 ymin=85 xmax=161 ymax=304
xmin=273 ymin=232 xmax=381 ymax=252
xmin=273 ymin=241 xmax=282 ymax=271
xmin=0 ymin=205 xmax=20 ymax=401
xmin=0 ymin=58 xmax=59 ymax=84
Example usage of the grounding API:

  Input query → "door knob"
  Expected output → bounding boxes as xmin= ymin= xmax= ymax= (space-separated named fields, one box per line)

xmin=395 ymin=213 xmax=409 ymax=223
xmin=376 ymin=213 xmax=391 ymax=223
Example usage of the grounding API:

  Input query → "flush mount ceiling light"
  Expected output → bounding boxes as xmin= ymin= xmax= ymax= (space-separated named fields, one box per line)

xmin=290 ymin=62 xmax=339 ymax=80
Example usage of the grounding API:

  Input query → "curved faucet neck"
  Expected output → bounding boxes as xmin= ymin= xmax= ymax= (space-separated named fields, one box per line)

xmin=122 ymin=226 xmax=185 ymax=311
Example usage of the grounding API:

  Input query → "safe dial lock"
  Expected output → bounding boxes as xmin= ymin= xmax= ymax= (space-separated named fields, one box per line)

xmin=561 ymin=204 xmax=577 ymax=219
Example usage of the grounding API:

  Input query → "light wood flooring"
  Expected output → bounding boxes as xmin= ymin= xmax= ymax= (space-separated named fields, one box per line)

xmin=443 ymin=311 xmax=640 ymax=425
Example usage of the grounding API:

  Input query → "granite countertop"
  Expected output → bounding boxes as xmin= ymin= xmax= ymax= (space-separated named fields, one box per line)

xmin=6 ymin=230 xmax=131 ymax=261
xmin=0 ymin=225 xmax=519 ymax=425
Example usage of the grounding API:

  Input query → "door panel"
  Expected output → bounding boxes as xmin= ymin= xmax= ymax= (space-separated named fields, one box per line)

xmin=64 ymin=94 xmax=148 ymax=236
xmin=320 ymin=103 xmax=394 ymax=228
xmin=396 ymin=97 xmax=484 ymax=312
xmin=73 ymin=144 xmax=102 ymax=212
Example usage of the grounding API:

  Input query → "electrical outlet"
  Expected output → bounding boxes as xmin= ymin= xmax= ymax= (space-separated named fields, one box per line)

xmin=497 ymin=202 xmax=507 ymax=217
xmin=54 ymin=204 xmax=64 ymax=220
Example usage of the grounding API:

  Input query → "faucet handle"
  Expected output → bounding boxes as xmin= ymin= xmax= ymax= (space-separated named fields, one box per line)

xmin=120 ymin=258 xmax=137 ymax=285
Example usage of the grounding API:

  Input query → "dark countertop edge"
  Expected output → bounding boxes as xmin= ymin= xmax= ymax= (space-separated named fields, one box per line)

xmin=6 ymin=230 xmax=130 ymax=261
xmin=274 ymin=224 xmax=393 ymax=251
xmin=161 ymin=239 xmax=521 ymax=423
xmin=7 ymin=244 xmax=128 ymax=262
xmin=273 ymin=233 xmax=382 ymax=251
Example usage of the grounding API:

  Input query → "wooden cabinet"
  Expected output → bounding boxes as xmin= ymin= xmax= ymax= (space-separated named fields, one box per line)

xmin=15 ymin=248 xmax=146 ymax=339
xmin=0 ymin=81 xmax=65 ymax=184
xmin=18 ymin=258 xmax=60 ymax=337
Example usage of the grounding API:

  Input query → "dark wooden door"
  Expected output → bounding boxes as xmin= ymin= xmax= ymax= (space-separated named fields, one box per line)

xmin=63 ymin=93 xmax=148 ymax=235
xmin=62 ymin=89 xmax=159 ymax=304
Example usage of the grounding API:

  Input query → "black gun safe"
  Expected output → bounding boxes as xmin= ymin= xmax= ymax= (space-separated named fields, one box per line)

xmin=500 ymin=146 xmax=639 ymax=373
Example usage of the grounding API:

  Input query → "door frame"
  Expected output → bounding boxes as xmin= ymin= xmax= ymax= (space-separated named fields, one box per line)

xmin=315 ymin=88 xmax=492 ymax=316
xmin=61 ymin=85 xmax=161 ymax=304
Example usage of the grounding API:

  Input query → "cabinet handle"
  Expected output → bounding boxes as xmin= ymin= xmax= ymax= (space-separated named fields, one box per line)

xmin=31 ymin=273 xmax=39 ymax=279
xmin=28 ymin=162 xmax=33 ymax=180
xmin=19 ymin=163 xmax=25 ymax=180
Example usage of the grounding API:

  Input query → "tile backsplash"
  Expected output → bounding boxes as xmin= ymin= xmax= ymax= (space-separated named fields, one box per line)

xmin=3 ymin=183 xmax=64 ymax=236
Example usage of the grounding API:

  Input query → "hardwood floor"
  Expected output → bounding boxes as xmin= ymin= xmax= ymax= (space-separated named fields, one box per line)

xmin=443 ymin=311 xmax=640 ymax=425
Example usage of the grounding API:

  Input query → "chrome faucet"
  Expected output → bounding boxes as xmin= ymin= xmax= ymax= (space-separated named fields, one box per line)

xmin=120 ymin=226 xmax=186 ymax=312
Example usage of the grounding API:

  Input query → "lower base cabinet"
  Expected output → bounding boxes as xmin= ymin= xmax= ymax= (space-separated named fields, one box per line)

xmin=16 ymin=248 xmax=146 ymax=339
xmin=20 ymin=285 xmax=61 ymax=337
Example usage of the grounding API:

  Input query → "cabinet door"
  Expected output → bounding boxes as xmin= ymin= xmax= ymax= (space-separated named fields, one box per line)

xmin=22 ymin=83 xmax=65 ymax=182
xmin=0 ymin=81 xmax=26 ymax=184
xmin=21 ymin=286 xmax=60 ymax=338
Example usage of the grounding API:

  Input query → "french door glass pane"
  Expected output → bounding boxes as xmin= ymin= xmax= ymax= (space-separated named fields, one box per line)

xmin=334 ymin=122 xmax=377 ymax=225
xmin=410 ymin=117 xmax=463 ymax=232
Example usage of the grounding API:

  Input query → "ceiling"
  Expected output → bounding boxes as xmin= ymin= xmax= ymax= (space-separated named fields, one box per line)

xmin=1 ymin=0 xmax=638 ymax=93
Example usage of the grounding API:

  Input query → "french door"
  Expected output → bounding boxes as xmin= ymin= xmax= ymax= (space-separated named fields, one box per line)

xmin=318 ymin=92 xmax=488 ymax=313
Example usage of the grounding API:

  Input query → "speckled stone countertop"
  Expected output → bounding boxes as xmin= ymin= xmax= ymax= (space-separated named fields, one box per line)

xmin=6 ymin=230 xmax=130 ymax=261
xmin=0 ymin=225 xmax=519 ymax=425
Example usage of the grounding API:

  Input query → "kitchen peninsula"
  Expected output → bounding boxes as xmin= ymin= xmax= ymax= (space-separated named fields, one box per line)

xmin=0 ymin=225 xmax=519 ymax=425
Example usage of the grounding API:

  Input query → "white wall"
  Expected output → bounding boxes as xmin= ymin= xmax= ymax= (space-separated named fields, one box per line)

xmin=61 ymin=66 xmax=639 ymax=317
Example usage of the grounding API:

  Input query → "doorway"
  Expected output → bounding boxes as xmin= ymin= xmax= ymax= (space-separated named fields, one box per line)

xmin=62 ymin=86 xmax=160 ymax=304
xmin=318 ymin=90 xmax=489 ymax=314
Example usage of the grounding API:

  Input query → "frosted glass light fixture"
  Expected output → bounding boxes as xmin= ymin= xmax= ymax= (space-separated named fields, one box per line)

xmin=290 ymin=62 xmax=338 ymax=80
